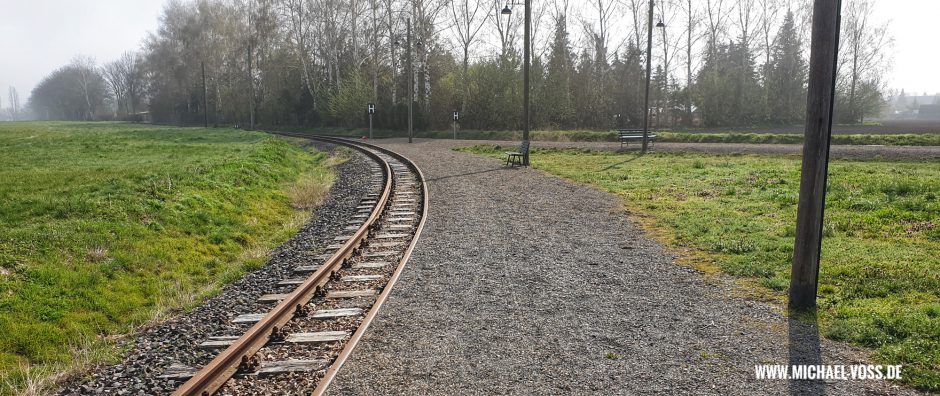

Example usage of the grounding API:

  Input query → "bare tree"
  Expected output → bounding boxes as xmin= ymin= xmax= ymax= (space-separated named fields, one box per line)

xmin=281 ymin=0 xmax=318 ymax=106
xmin=102 ymin=53 xmax=145 ymax=118
xmin=838 ymin=0 xmax=892 ymax=123
xmin=72 ymin=56 xmax=99 ymax=120
xmin=619 ymin=0 xmax=643 ymax=49
xmin=7 ymin=87 xmax=19 ymax=121
xmin=704 ymin=0 xmax=729 ymax=52
xmin=581 ymin=0 xmax=617 ymax=63
xmin=734 ymin=0 xmax=759 ymax=52
xmin=450 ymin=0 xmax=489 ymax=111
xmin=757 ymin=0 xmax=781 ymax=68
xmin=386 ymin=0 xmax=398 ymax=104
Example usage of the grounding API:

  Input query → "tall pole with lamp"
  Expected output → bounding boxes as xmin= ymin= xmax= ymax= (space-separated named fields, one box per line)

xmin=642 ymin=1 xmax=665 ymax=153
xmin=501 ymin=0 xmax=531 ymax=165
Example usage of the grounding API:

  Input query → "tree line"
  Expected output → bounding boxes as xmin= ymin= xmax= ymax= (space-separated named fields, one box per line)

xmin=24 ymin=0 xmax=892 ymax=130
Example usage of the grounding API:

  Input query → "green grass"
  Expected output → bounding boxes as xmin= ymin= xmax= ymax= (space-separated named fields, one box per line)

xmin=300 ymin=126 xmax=940 ymax=146
xmin=0 ymin=122 xmax=336 ymax=393
xmin=657 ymin=131 xmax=940 ymax=146
xmin=459 ymin=144 xmax=940 ymax=391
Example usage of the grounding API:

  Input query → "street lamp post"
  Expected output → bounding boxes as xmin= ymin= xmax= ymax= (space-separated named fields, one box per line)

xmin=501 ymin=0 xmax=531 ymax=165
xmin=642 ymin=1 xmax=665 ymax=153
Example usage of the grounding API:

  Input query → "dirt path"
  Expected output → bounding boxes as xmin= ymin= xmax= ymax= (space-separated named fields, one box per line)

xmin=327 ymin=139 xmax=921 ymax=395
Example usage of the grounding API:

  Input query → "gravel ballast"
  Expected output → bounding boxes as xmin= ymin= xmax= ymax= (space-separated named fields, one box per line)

xmin=58 ymin=142 xmax=375 ymax=395
xmin=326 ymin=138 xmax=922 ymax=395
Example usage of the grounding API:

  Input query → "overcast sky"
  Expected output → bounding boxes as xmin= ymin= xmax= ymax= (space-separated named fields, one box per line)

xmin=1 ymin=0 xmax=939 ymax=105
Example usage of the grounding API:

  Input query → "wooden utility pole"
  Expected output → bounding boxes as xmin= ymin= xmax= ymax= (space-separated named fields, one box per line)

xmin=641 ymin=0 xmax=654 ymax=153
xmin=522 ymin=0 xmax=531 ymax=165
xmin=789 ymin=0 xmax=842 ymax=310
xmin=407 ymin=18 xmax=413 ymax=144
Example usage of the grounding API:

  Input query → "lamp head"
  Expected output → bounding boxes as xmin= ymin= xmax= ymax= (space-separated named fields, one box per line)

xmin=501 ymin=5 xmax=512 ymax=15
xmin=656 ymin=20 xmax=665 ymax=28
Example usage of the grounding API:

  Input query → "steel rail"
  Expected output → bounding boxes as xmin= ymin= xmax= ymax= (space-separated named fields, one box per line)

xmin=308 ymin=137 xmax=429 ymax=396
xmin=173 ymin=135 xmax=395 ymax=396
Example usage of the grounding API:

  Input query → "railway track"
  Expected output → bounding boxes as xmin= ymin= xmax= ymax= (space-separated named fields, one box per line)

xmin=171 ymin=135 xmax=427 ymax=395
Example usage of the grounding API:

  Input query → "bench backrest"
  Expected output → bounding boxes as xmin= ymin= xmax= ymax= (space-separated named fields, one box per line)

xmin=519 ymin=140 xmax=530 ymax=154
xmin=617 ymin=129 xmax=644 ymax=137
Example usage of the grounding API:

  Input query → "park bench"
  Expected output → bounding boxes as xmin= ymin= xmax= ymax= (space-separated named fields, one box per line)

xmin=617 ymin=129 xmax=656 ymax=149
xmin=505 ymin=140 xmax=530 ymax=167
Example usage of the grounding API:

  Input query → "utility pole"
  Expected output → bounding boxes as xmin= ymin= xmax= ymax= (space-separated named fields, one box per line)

xmin=642 ymin=0 xmax=654 ymax=153
xmin=202 ymin=62 xmax=209 ymax=128
xmin=407 ymin=18 xmax=413 ymax=144
xmin=522 ymin=0 xmax=531 ymax=164
xmin=789 ymin=0 xmax=842 ymax=311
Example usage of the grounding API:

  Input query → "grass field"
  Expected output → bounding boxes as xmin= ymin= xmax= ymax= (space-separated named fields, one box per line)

xmin=460 ymin=145 xmax=940 ymax=391
xmin=302 ymin=126 xmax=940 ymax=146
xmin=0 ymin=122 xmax=336 ymax=393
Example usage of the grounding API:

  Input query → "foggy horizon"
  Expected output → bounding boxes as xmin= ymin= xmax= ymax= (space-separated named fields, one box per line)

xmin=2 ymin=0 xmax=939 ymax=107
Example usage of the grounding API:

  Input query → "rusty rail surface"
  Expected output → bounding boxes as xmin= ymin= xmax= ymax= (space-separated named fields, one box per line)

xmin=173 ymin=134 xmax=423 ymax=395
xmin=311 ymin=137 xmax=429 ymax=396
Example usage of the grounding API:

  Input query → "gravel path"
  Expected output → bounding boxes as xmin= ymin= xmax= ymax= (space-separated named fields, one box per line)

xmin=58 ymin=142 xmax=374 ymax=395
xmin=327 ymin=139 xmax=922 ymax=395
xmin=442 ymin=138 xmax=940 ymax=160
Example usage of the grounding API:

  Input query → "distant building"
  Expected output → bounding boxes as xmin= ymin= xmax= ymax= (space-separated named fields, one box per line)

xmin=919 ymin=104 xmax=940 ymax=120
xmin=888 ymin=91 xmax=940 ymax=118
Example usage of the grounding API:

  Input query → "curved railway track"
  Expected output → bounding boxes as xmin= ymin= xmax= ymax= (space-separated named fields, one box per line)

xmin=173 ymin=135 xmax=428 ymax=395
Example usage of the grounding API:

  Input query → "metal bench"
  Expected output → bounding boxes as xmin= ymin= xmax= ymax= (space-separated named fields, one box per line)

xmin=617 ymin=129 xmax=656 ymax=149
xmin=505 ymin=140 xmax=530 ymax=167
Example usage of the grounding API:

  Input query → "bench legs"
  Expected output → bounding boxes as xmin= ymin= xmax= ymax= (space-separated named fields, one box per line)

xmin=506 ymin=154 xmax=524 ymax=167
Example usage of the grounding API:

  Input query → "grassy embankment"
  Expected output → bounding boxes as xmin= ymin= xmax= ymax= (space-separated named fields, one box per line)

xmin=0 ymin=122 xmax=337 ymax=393
xmin=305 ymin=126 xmax=940 ymax=146
xmin=459 ymin=144 xmax=940 ymax=391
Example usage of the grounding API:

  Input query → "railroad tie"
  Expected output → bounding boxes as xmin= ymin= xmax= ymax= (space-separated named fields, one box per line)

xmin=369 ymin=241 xmax=405 ymax=248
xmin=293 ymin=265 xmax=320 ymax=273
xmin=326 ymin=289 xmax=377 ymax=299
xmin=198 ymin=335 xmax=241 ymax=349
xmin=352 ymin=261 xmax=388 ymax=269
xmin=341 ymin=274 xmax=383 ymax=282
xmin=157 ymin=363 xmax=196 ymax=380
xmin=277 ymin=278 xmax=305 ymax=286
xmin=258 ymin=293 xmax=290 ymax=302
xmin=364 ymin=251 xmax=398 ymax=258
xmin=232 ymin=312 xmax=267 ymax=324
xmin=285 ymin=330 xmax=349 ymax=344
xmin=375 ymin=233 xmax=409 ymax=239
xmin=256 ymin=359 xmax=329 ymax=377
xmin=311 ymin=307 xmax=362 ymax=319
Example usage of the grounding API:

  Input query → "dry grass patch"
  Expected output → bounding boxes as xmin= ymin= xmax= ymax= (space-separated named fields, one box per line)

xmin=288 ymin=172 xmax=333 ymax=209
